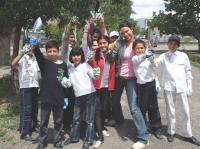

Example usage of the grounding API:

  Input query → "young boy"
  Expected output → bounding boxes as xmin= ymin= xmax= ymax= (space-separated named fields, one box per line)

xmin=12 ymin=39 xmax=39 ymax=141
xmin=131 ymin=39 xmax=163 ymax=140
xmin=150 ymin=35 xmax=200 ymax=146
xmin=34 ymin=40 xmax=68 ymax=149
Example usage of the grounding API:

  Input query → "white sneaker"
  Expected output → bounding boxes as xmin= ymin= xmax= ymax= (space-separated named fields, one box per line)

xmin=102 ymin=130 xmax=109 ymax=137
xmin=131 ymin=141 xmax=149 ymax=149
xmin=93 ymin=140 xmax=103 ymax=148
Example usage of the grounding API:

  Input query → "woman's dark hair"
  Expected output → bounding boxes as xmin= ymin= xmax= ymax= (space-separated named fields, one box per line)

xmin=119 ymin=20 xmax=132 ymax=30
xmin=97 ymin=35 xmax=110 ymax=44
xmin=69 ymin=47 xmax=85 ymax=63
xmin=132 ymin=39 xmax=146 ymax=49
xmin=45 ymin=40 xmax=59 ymax=51
xmin=95 ymin=35 xmax=110 ymax=62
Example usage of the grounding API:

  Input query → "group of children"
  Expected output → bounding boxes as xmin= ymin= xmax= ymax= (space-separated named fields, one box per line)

xmin=12 ymin=17 xmax=200 ymax=149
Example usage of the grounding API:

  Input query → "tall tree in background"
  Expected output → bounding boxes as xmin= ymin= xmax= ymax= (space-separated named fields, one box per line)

xmin=148 ymin=0 xmax=200 ymax=53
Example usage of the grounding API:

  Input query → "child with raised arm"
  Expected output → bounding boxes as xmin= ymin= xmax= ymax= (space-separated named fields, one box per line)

xmin=150 ymin=35 xmax=200 ymax=146
xmin=62 ymin=47 xmax=100 ymax=149
xmin=131 ymin=39 xmax=163 ymax=140
xmin=12 ymin=37 xmax=39 ymax=141
xmin=34 ymin=40 xmax=68 ymax=149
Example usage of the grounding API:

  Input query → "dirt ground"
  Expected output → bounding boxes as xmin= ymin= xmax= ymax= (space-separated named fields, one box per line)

xmin=1 ymin=48 xmax=200 ymax=149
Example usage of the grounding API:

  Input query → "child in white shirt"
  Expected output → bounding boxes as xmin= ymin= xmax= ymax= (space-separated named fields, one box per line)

xmin=131 ymin=39 xmax=163 ymax=140
xmin=150 ymin=35 xmax=200 ymax=146
xmin=62 ymin=47 xmax=100 ymax=149
xmin=12 ymin=39 xmax=39 ymax=141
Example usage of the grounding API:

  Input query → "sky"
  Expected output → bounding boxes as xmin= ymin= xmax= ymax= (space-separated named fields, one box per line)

xmin=131 ymin=0 xmax=166 ymax=19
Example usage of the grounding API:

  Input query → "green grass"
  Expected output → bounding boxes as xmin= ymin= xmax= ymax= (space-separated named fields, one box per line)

xmin=0 ymin=74 xmax=20 ymax=143
xmin=191 ymin=61 xmax=200 ymax=70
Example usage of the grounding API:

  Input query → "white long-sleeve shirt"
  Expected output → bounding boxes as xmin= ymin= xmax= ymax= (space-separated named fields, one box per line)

xmin=132 ymin=55 xmax=156 ymax=84
xmin=154 ymin=50 xmax=192 ymax=93
xmin=68 ymin=63 xmax=97 ymax=97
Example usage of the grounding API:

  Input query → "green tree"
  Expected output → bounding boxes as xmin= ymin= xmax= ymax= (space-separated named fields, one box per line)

xmin=148 ymin=0 xmax=200 ymax=53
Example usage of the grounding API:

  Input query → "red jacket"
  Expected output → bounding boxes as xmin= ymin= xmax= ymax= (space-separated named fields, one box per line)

xmin=88 ymin=53 xmax=116 ymax=91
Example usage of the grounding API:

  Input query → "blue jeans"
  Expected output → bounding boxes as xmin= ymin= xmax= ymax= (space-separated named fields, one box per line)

xmin=70 ymin=93 xmax=95 ymax=143
xmin=19 ymin=88 xmax=38 ymax=135
xmin=113 ymin=77 xmax=149 ymax=143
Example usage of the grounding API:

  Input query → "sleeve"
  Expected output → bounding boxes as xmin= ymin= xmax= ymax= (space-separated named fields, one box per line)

xmin=60 ymin=31 xmax=70 ymax=63
xmin=184 ymin=54 xmax=193 ymax=80
xmin=86 ymin=63 xmax=98 ymax=80
xmin=154 ymin=54 xmax=165 ymax=67
xmin=82 ymin=42 xmax=89 ymax=61
xmin=101 ymin=27 xmax=108 ymax=36
xmin=34 ymin=46 xmax=45 ymax=75
xmin=132 ymin=55 xmax=145 ymax=65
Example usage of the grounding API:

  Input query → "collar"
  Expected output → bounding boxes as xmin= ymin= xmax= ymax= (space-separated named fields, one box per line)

xmin=166 ymin=50 xmax=178 ymax=56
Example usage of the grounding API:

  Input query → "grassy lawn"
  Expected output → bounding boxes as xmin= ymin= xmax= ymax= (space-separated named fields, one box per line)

xmin=0 ymin=74 xmax=20 ymax=144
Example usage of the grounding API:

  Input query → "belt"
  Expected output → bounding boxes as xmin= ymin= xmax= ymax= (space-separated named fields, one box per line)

xmin=119 ymin=76 xmax=134 ymax=80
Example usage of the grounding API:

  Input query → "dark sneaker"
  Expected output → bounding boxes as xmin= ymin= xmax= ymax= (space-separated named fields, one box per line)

xmin=167 ymin=133 xmax=174 ymax=142
xmin=20 ymin=134 xmax=34 ymax=141
xmin=54 ymin=141 xmax=63 ymax=149
xmin=153 ymin=129 xmax=163 ymax=140
xmin=184 ymin=136 xmax=200 ymax=146
xmin=82 ymin=142 xmax=90 ymax=149
xmin=36 ymin=143 xmax=47 ymax=149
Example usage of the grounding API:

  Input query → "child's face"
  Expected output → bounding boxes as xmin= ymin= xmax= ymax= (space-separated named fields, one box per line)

xmin=46 ymin=47 xmax=59 ymax=62
xmin=69 ymin=34 xmax=75 ymax=45
xmin=92 ymin=33 xmax=100 ymax=41
xmin=167 ymin=40 xmax=180 ymax=53
xmin=72 ymin=55 xmax=81 ymax=66
xmin=133 ymin=43 xmax=145 ymax=56
xmin=91 ymin=41 xmax=99 ymax=51
xmin=98 ymin=39 xmax=109 ymax=53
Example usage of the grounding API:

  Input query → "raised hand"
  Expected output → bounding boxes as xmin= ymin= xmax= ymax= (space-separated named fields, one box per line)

xmin=20 ymin=44 xmax=31 ymax=57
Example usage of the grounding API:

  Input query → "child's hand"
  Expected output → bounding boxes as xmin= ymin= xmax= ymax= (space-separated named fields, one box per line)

xmin=84 ymin=22 xmax=91 ymax=33
xmin=87 ymin=50 xmax=94 ymax=61
xmin=155 ymin=81 xmax=161 ymax=95
xmin=30 ymin=36 xmax=38 ymax=47
xmin=143 ymin=49 xmax=154 ymax=59
xmin=186 ymin=80 xmax=192 ymax=96
xmin=61 ymin=77 xmax=71 ymax=88
xmin=93 ymin=67 xmax=100 ymax=78
xmin=20 ymin=44 xmax=31 ymax=57
xmin=148 ymin=56 xmax=155 ymax=63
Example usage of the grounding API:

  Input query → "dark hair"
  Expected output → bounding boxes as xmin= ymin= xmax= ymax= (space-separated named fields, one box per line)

xmin=69 ymin=47 xmax=85 ymax=63
xmin=119 ymin=20 xmax=132 ymax=30
xmin=97 ymin=35 xmax=110 ymax=44
xmin=45 ymin=40 xmax=59 ymax=51
xmin=69 ymin=29 xmax=74 ymax=36
xmin=132 ymin=39 xmax=146 ymax=49
xmin=92 ymin=28 xmax=101 ymax=36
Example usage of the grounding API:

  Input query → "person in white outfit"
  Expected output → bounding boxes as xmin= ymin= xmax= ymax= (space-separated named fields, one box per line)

xmin=149 ymin=35 xmax=200 ymax=146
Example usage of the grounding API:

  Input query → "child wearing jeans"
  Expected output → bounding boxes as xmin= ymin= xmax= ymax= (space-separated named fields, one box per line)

xmin=34 ymin=40 xmax=68 ymax=149
xmin=149 ymin=35 xmax=200 ymax=146
xmin=12 ymin=37 xmax=39 ymax=141
xmin=62 ymin=47 xmax=100 ymax=149
xmin=131 ymin=39 xmax=163 ymax=140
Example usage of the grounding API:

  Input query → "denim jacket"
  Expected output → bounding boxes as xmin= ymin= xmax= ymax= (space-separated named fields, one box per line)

xmin=106 ymin=38 xmax=127 ymax=77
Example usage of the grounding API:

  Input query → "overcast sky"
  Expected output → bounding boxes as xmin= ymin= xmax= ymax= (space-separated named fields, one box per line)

xmin=131 ymin=0 xmax=166 ymax=19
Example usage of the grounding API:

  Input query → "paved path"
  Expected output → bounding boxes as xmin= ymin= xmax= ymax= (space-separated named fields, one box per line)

xmin=1 ymin=46 xmax=200 ymax=149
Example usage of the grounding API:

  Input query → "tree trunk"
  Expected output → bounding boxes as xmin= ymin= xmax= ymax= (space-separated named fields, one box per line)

xmin=11 ymin=14 xmax=25 ymax=93
xmin=198 ymin=39 xmax=200 ymax=54
xmin=0 ymin=36 xmax=11 ymax=66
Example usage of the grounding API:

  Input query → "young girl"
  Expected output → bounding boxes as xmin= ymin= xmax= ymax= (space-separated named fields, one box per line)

xmin=88 ymin=35 xmax=116 ymax=148
xmin=62 ymin=47 xmax=100 ymax=149
xmin=131 ymin=39 xmax=163 ymax=140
